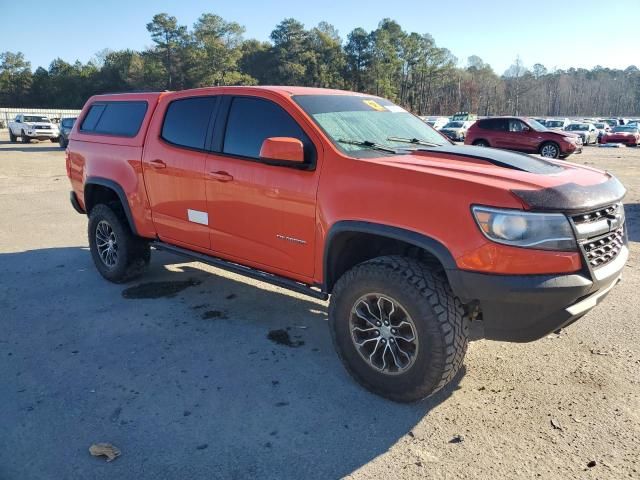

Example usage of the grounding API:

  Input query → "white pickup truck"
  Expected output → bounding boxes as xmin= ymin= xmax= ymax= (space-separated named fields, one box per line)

xmin=8 ymin=114 xmax=60 ymax=143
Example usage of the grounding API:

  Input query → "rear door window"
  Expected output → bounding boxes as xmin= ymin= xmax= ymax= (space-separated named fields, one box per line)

xmin=222 ymin=97 xmax=314 ymax=164
xmin=161 ymin=97 xmax=218 ymax=150
xmin=81 ymin=102 xmax=147 ymax=137
xmin=478 ymin=118 xmax=507 ymax=131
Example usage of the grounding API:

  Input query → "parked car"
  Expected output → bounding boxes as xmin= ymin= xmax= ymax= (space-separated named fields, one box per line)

xmin=421 ymin=116 xmax=449 ymax=130
xmin=532 ymin=118 xmax=547 ymax=126
xmin=58 ymin=117 xmax=77 ymax=148
xmin=600 ymin=125 xmax=640 ymax=146
xmin=465 ymin=116 xmax=583 ymax=158
xmin=66 ymin=87 xmax=627 ymax=402
xmin=602 ymin=118 xmax=619 ymax=128
xmin=564 ymin=123 xmax=599 ymax=145
xmin=439 ymin=120 xmax=474 ymax=141
xmin=593 ymin=122 xmax=612 ymax=142
xmin=451 ymin=111 xmax=477 ymax=122
xmin=8 ymin=114 xmax=60 ymax=143
xmin=545 ymin=118 xmax=571 ymax=130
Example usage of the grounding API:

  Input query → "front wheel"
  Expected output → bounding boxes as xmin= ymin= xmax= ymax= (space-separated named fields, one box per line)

xmin=50 ymin=137 xmax=58 ymax=143
xmin=21 ymin=131 xmax=30 ymax=143
xmin=329 ymin=256 xmax=469 ymax=402
xmin=88 ymin=204 xmax=150 ymax=283
xmin=9 ymin=130 xmax=17 ymax=142
xmin=59 ymin=136 xmax=67 ymax=148
xmin=539 ymin=141 xmax=560 ymax=158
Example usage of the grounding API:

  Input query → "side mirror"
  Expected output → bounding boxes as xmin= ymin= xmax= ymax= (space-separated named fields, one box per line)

xmin=259 ymin=137 xmax=304 ymax=164
xmin=15 ymin=118 xmax=21 ymax=123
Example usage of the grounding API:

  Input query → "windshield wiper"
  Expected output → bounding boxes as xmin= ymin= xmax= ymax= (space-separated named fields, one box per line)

xmin=387 ymin=136 xmax=442 ymax=147
xmin=337 ymin=138 xmax=398 ymax=154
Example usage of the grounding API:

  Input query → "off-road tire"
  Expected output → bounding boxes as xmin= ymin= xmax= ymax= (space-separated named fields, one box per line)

xmin=329 ymin=255 xmax=469 ymax=402
xmin=9 ymin=130 xmax=17 ymax=142
xmin=88 ymin=204 xmax=150 ymax=283
xmin=21 ymin=130 xmax=30 ymax=143
xmin=50 ymin=137 xmax=58 ymax=143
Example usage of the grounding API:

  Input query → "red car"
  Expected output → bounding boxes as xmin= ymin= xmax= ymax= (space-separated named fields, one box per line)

xmin=465 ymin=117 xmax=583 ymax=158
xmin=600 ymin=125 xmax=640 ymax=146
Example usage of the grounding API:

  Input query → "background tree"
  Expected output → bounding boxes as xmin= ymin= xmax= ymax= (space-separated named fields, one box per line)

xmin=146 ymin=13 xmax=189 ymax=89
xmin=0 ymin=13 xmax=638 ymax=117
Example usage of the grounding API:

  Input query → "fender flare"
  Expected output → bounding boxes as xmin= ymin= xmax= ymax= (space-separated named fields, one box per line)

xmin=322 ymin=220 xmax=463 ymax=294
xmin=84 ymin=177 xmax=138 ymax=235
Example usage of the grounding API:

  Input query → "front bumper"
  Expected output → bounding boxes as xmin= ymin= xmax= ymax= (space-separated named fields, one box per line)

xmin=25 ymin=131 xmax=58 ymax=139
xmin=449 ymin=244 xmax=628 ymax=342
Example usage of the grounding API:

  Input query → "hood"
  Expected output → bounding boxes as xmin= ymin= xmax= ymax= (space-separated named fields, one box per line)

xmin=606 ymin=131 xmax=634 ymax=136
xmin=370 ymin=144 xmax=625 ymax=212
xmin=548 ymin=130 xmax=578 ymax=139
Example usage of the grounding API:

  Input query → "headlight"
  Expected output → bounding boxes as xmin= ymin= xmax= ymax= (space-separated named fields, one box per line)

xmin=472 ymin=206 xmax=577 ymax=251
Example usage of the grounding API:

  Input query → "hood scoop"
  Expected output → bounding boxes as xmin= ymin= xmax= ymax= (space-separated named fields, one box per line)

xmin=414 ymin=145 xmax=563 ymax=175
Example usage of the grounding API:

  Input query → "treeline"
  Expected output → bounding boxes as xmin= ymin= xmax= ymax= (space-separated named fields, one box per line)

xmin=1 ymin=13 xmax=639 ymax=116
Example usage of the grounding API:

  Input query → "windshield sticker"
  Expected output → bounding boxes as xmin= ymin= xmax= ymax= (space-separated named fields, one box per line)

xmin=385 ymin=105 xmax=405 ymax=113
xmin=363 ymin=99 xmax=386 ymax=111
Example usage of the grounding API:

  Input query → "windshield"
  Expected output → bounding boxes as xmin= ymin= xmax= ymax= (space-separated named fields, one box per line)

xmin=443 ymin=122 xmax=464 ymax=129
xmin=546 ymin=120 xmax=564 ymax=128
xmin=23 ymin=116 xmax=49 ymax=123
xmin=566 ymin=124 xmax=588 ymax=131
xmin=594 ymin=123 xmax=605 ymax=129
xmin=293 ymin=94 xmax=448 ymax=156
xmin=527 ymin=119 xmax=549 ymax=132
xmin=613 ymin=126 xmax=638 ymax=132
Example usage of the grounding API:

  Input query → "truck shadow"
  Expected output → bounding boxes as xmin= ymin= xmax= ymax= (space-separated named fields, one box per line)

xmin=0 ymin=139 xmax=63 ymax=152
xmin=0 ymin=246 xmax=467 ymax=480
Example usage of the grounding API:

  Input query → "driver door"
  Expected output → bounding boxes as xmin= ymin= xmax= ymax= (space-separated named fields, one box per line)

xmin=205 ymin=95 xmax=322 ymax=278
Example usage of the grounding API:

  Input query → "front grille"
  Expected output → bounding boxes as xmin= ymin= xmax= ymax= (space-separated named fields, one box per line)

xmin=576 ymin=204 xmax=618 ymax=223
xmin=572 ymin=203 xmax=625 ymax=269
xmin=34 ymin=125 xmax=50 ymax=130
xmin=582 ymin=228 xmax=624 ymax=268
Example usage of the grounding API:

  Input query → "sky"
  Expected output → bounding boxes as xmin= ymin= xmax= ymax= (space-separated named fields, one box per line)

xmin=2 ymin=0 xmax=639 ymax=74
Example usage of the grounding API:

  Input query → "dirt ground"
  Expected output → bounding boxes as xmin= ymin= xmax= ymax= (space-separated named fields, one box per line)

xmin=0 ymin=133 xmax=638 ymax=480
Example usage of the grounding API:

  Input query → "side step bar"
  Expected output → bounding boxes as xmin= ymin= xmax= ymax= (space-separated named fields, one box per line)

xmin=151 ymin=242 xmax=329 ymax=301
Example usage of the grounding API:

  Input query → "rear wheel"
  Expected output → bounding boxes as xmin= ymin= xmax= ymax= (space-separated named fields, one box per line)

xmin=472 ymin=139 xmax=489 ymax=147
xmin=539 ymin=141 xmax=560 ymax=158
xmin=329 ymin=256 xmax=469 ymax=402
xmin=88 ymin=204 xmax=150 ymax=283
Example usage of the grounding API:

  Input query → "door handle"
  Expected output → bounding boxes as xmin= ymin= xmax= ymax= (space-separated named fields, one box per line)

xmin=208 ymin=171 xmax=234 ymax=182
xmin=149 ymin=159 xmax=166 ymax=169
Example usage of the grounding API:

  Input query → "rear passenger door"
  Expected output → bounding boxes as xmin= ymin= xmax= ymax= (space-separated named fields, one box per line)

xmin=142 ymin=95 xmax=219 ymax=250
xmin=204 ymin=95 xmax=321 ymax=279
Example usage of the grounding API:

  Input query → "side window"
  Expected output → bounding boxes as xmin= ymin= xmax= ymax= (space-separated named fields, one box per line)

xmin=81 ymin=105 xmax=106 ymax=131
xmin=508 ymin=119 xmax=525 ymax=132
xmin=223 ymin=97 xmax=314 ymax=163
xmin=81 ymin=102 xmax=147 ymax=137
xmin=161 ymin=97 xmax=217 ymax=150
xmin=479 ymin=119 xmax=506 ymax=131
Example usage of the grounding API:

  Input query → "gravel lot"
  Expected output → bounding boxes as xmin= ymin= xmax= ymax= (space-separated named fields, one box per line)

xmin=0 ymin=133 xmax=638 ymax=479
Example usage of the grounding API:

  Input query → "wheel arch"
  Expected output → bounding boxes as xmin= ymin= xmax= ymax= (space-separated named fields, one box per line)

xmin=84 ymin=177 xmax=138 ymax=235
xmin=323 ymin=221 xmax=461 ymax=295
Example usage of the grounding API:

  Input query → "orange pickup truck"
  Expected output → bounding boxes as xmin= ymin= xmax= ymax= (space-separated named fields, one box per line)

xmin=67 ymin=86 xmax=628 ymax=402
